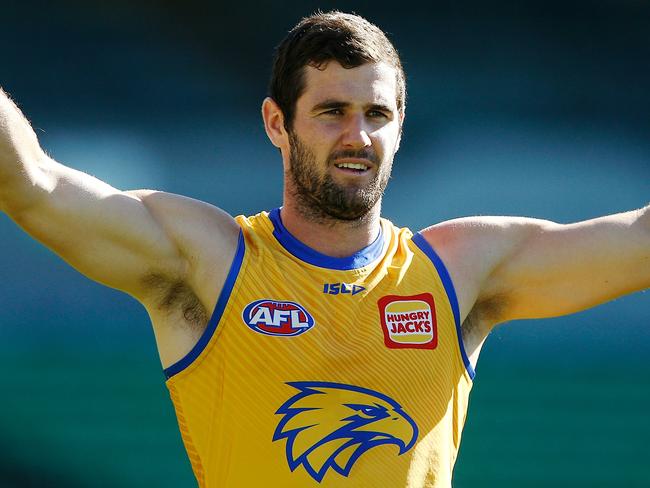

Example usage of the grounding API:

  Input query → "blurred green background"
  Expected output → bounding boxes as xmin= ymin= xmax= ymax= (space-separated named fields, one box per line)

xmin=0 ymin=0 xmax=648 ymax=486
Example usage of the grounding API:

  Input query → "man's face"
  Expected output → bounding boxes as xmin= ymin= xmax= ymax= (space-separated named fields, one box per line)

xmin=286 ymin=61 xmax=403 ymax=221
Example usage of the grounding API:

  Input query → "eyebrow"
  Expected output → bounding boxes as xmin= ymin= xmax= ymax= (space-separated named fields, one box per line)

xmin=310 ymin=99 xmax=394 ymax=114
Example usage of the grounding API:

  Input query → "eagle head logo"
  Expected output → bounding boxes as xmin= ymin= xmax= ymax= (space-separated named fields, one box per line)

xmin=273 ymin=381 xmax=418 ymax=482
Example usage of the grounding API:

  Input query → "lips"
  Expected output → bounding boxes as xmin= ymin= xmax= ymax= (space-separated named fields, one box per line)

xmin=335 ymin=161 xmax=370 ymax=171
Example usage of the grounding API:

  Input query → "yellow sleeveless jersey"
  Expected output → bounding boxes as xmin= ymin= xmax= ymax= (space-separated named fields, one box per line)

xmin=164 ymin=208 xmax=475 ymax=488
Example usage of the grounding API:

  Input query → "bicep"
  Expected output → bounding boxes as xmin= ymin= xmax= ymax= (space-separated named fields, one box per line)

xmin=9 ymin=158 xmax=184 ymax=297
xmin=486 ymin=210 xmax=650 ymax=321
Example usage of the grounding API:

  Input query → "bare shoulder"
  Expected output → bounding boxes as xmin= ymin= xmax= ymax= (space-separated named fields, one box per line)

xmin=128 ymin=189 xmax=240 ymax=251
xmin=419 ymin=215 xmax=553 ymax=315
xmin=128 ymin=188 xmax=238 ymax=231
xmin=415 ymin=216 xmax=549 ymax=366
xmin=128 ymin=190 xmax=240 ymax=302
xmin=417 ymin=208 xmax=648 ymax=354
xmin=127 ymin=190 xmax=241 ymax=368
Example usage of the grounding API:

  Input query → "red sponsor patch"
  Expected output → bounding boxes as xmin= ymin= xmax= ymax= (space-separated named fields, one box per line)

xmin=378 ymin=293 xmax=437 ymax=350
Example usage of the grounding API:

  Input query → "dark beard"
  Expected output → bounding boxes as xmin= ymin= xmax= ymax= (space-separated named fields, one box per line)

xmin=287 ymin=131 xmax=390 ymax=222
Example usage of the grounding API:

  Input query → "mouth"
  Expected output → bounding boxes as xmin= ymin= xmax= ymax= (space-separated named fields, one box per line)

xmin=333 ymin=159 xmax=372 ymax=174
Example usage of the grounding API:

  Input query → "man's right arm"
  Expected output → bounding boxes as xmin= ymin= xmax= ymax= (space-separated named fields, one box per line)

xmin=0 ymin=87 xmax=238 ymax=308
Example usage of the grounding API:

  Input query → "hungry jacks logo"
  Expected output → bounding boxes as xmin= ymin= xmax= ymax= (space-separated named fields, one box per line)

xmin=377 ymin=293 xmax=437 ymax=349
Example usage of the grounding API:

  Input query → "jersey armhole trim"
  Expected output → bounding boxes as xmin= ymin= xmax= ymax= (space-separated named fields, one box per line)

xmin=164 ymin=230 xmax=246 ymax=379
xmin=412 ymin=233 xmax=476 ymax=380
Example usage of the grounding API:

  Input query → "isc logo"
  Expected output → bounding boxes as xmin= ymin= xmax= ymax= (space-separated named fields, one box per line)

xmin=242 ymin=299 xmax=315 ymax=337
xmin=323 ymin=283 xmax=366 ymax=296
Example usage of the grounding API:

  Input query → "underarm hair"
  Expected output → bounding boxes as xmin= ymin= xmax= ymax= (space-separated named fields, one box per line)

xmin=142 ymin=273 xmax=208 ymax=329
xmin=461 ymin=293 xmax=508 ymax=341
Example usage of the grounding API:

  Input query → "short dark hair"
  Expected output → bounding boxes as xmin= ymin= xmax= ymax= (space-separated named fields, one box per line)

xmin=269 ymin=11 xmax=406 ymax=131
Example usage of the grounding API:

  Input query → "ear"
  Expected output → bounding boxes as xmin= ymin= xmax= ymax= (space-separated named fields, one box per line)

xmin=262 ymin=97 xmax=288 ymax=148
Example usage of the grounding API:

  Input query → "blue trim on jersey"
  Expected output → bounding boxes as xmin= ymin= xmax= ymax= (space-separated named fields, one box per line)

xmin=164 ymin=230 xmax=246 ymax=379
xmin=268 ymin=207 xmax=384 ymax=270
xmin=411 ymin=233 xmax=476 ymax=380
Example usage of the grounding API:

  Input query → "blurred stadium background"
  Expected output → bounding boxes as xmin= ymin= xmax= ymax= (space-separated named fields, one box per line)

xmin=0 ymin=0 xmax=648 ymax=486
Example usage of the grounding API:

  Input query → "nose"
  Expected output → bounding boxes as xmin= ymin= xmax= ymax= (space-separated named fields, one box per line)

xmin=341 ymin=114 xmax=372 ymax=149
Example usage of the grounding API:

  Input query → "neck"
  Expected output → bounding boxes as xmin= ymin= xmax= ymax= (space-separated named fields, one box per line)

xmin=279 ymin=199 xmax=382 ymax=258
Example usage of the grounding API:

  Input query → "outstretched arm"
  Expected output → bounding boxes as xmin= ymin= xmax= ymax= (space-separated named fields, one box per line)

xmin=423 ymin=206 xmax=649 ymax=332
xmin=485 ymin=208 xmax=649 ymax=321
xmin=0 ymin=87 xmax=237 ymax=306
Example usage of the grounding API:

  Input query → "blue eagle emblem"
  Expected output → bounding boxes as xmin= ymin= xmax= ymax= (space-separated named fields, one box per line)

xmin=273 ymin=381 xmax=419 ymax=482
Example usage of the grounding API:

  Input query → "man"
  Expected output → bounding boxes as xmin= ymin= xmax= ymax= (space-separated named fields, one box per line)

xmin=0 ymin=10 xmax=648 ymax=488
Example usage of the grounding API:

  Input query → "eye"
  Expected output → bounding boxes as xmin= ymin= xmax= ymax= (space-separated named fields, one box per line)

xmin=345 ymin=403 xmax=387 ymax=419
xmin=322 ymin=108 xmax=343 ymax=116
xmin=367 ymin=110 xmax=388 ymax=118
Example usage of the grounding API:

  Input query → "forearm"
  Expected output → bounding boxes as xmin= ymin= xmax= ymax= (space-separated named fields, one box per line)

xmin=0 ymin=87 xmax=52 ymax=215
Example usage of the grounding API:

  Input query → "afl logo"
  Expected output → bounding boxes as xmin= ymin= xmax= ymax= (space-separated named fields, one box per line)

xmin=242 ymin=299 xmax=315 ymax=337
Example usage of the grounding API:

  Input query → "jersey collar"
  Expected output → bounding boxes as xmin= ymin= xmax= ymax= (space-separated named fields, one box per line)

xmin=268 ymin=207 xmax=385 ymax=270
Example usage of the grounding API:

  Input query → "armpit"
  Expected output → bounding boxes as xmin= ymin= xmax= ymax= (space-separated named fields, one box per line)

xmin=461 ymin=294 xmax=508 ymax=356
xmin=142 ymin=273 xmax=208 ymax=330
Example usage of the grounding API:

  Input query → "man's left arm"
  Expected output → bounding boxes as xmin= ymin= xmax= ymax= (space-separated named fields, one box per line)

xmin=469 ymin=205 xmax=649 ymax=323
